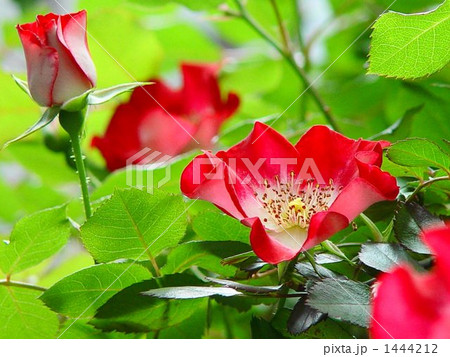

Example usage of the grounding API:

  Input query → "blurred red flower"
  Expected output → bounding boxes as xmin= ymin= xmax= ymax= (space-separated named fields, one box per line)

xmin=371 ymin=225 xmax=450 ymax=339
xmin=17 ymin=10 xmax=96 ymax=107
xmin=92 ymin=63 xmax=239 ymax=171
xmin=181 ymin=122 xmax=398 ymax=264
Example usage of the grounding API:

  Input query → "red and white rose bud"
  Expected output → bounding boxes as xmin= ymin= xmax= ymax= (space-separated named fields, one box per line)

xmin=17 ymin=10 xmax=96 ymax=107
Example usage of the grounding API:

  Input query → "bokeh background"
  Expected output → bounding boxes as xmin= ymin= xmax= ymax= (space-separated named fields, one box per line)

xmin=0 ymin=0 xmax=448 ymax=337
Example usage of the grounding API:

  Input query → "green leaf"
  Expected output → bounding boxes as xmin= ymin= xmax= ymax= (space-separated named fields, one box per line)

xmin=91 ymin=153 xmax=195 ymax=199
xmin=206 ymin=277 xmax=282 ymax=294
xmin=143 ymin=286 xmax=242 ymax=299
xmin=11 ymin=75 xmax=31 ymax=98
xmin=368 ymin=1 xmax=450 ymax=79
xmin=88 ymin=82 xmax=151 ymax=106
xmin=272 ymin=308 xmax=364 ymax=339
xmin=93 ymin=274 xmax=206 ymax=333
xmin=40 ymin=262 xmax=149 ymax=318
xmin=58 ymin=319 xmax=142 ymax=339
xmin=307 ymin=278 xmax=370 ymax=327
xmin=81 ymin=188 xmax=187 ymax=263
xmin=157 ymin=304 xmax=207 ymax=338
xmin=1 ymin=106 xmax=60 ymax=150
xmin=358 ymin=243 xmax=416 ymax=272
xmin=192 ymin=210 xmax=250 ymax=243
xmin=0 ymin=285 xmax=59 ymax=338
xmin=0 ymin=205 xmax=70 ymax=276
xmin=251 ymin=317 xmax=285 ymax=339
xmin=386 ymin=138 xmax=450 ymax=171
xmin=295 ymin=262 xmax=341 ymax=280
xmin=161 ymin=241 xmax=250 ymax=276
xmin=287 ymin=297 xmax=326 ymax=335
xmin=369 ymin=105 xmax=423 ymax=141
xmin=394 ymin=202 xmax=444 ymax=254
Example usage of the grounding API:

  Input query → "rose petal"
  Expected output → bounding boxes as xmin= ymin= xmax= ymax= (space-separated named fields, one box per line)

xmin=224 ymin=122 xmax=301 ymax=217
xmin=181 ymin=63 xmax=222 ymax=114
xmin=58 ymin=10 xmax=97 ymax=86
xmin=45 ymin=17 xmax=92 ymax=104
xmin=370 ymin=266 xmax=438 ymax=339
xmin=422 ymin=225 xmax=450 ymax=289
xmin=295 ymin=125 xmax=386 ymax=186
xmin=301 ymin=211 xmax=349 ymax=251
xmin=17 ymin=25 xmax=58 ymax=107
xmin=244 ymin=217 xmax=303 ymax=264
xmin=329 ymin=173 xmax=397 ymax=222
xmin=180 ymin=152 xmax=245 ymax=220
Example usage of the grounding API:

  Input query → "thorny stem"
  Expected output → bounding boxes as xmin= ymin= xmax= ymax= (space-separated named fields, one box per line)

xmin=233 ymin=0 xmax=341 ymax=132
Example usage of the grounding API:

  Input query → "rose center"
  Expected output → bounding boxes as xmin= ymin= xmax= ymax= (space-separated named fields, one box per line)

xmin=254 ymin=174 xmax=340 ymax=231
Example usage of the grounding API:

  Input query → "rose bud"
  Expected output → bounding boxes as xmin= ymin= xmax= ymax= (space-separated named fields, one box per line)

xmin=16 ymin=10 xmax=97 ymax=107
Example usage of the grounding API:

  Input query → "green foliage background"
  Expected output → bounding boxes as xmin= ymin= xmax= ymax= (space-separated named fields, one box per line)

xmin=0 ymin=0 xmax=448 ymax=339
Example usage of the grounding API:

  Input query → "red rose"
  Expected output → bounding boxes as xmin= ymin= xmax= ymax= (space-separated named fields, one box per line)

xmin=91 ymin=63 xmax=240 ymax=171
xmin=181 ymin=122 xmax=398 ymax=264
xmin=17 ymin=10 xmax=96 ymax=107
xmin=370 ymin=225 xmax=450 ymax=339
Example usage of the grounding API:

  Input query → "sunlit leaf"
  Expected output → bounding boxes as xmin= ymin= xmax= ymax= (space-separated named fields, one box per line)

xmin=0 ymin=205 xmax=70 ymax=276
xmin=0 ymin=285 xmax=59 ymax=338
xmin=81 ymin=188 xmax=187 ymax=263
xmin=386 ymin=138 xmax=450 ymax=171
xmin=369 ymin=1 xmax=450 ymax=78
xmin=40 ymin=262 xmax=150 ymax=318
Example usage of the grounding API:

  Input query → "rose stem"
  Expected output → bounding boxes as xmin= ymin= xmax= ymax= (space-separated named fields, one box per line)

xmin=59 ymin=110 xmax=92 ymax=219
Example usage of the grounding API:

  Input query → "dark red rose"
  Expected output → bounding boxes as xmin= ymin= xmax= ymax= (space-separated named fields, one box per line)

xmin=92 ymin=63 xmax=239 ymax=171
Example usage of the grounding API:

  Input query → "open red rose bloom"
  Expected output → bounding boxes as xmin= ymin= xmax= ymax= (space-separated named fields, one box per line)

xmin=371 ymin=225 xmax=450 ymax=339
xmin=181 ymin=122 xmax=399 ymax=264
xmin=92 ymin=63 xmax=239 ymax=171
xmin=16 ymin=10 xmax=96 ymax=107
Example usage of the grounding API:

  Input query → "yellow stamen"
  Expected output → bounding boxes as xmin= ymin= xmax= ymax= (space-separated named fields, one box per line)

xmin=288 ymin=197 xmax=306 ymax=213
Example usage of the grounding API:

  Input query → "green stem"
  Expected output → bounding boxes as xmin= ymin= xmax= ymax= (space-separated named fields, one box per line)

xmin=406 ymin=176 xmax=450 ymax=203
xmin=293 ymin=0 xmax=310 ymax=126
xmin=233 ymin=0 xmax=340 ymax=132
xmin=0 ymin=280 xmax=47 ymax=292
xmin=274 ymin=253 xmax=301 ymax=315
xmin=270 ymin=0 xmax=290 ymax=53
xmin=304 ymin=250 xmax=323 ymax=277
xmin=59 ymin=110 xmax=92 ymax=219
xmin=359 ymin=213 xmax=383 ymax=243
